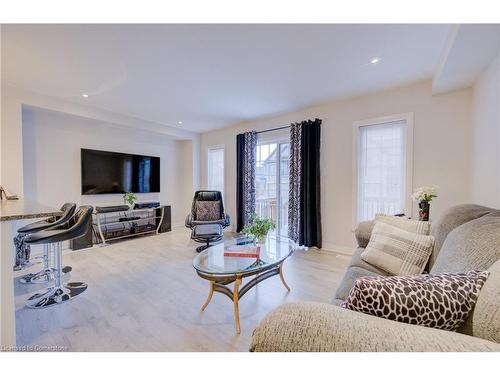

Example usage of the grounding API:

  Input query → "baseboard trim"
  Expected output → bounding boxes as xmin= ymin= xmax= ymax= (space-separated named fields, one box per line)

xmin=172 ymin=221 xmax=185 ymax=229
xmin=321 ymin=242 xmax=355 ymax=256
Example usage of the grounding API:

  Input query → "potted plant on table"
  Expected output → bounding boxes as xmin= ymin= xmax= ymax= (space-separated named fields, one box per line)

xmin=242 ymin=213 xmax=276 ymax=245
xmin=411 ymin=185 xmax=439 ymax=221
xmin=123 ymin=192 xmax=138 ymax=209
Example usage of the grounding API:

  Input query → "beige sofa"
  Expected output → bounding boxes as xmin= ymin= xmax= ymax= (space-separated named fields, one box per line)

xmin=250 ymin=204 xmax=500 ymax=351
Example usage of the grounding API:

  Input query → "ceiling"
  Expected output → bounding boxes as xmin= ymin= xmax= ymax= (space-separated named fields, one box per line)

xmin=433 ymin=24 xmax=500 ymax=94
xmin=2 ymin=24 xmax=452 ymax=133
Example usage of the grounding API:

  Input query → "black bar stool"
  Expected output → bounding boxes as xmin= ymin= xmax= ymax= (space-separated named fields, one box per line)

xmin=24 ymin=206 xmax=93 ymax=308
xmin=18 ymin=203 xmax=76 ymax=284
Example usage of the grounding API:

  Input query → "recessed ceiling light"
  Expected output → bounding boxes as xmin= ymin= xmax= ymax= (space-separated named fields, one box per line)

xmin=371 ymin=57 xmax=381 ymax=64
xmin=178 ymin=121 xmax=183 ymax=125
xmin=82 ymin=93 xmax=89 ymax=98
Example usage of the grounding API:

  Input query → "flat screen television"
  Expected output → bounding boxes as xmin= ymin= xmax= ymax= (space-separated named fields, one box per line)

xmin=81 ymin=148 xmax=160 ymax=194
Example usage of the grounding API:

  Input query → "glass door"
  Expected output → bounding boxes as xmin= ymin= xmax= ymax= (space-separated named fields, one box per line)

xmin=255 ymin=141 xmax=290 ymax=237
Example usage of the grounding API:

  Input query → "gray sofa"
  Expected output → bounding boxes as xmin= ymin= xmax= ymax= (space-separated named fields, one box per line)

xmin=250 ymin=204 xmax=500 ymax=351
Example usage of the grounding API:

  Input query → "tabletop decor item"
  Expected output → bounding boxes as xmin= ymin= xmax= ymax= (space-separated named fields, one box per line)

xmin=411 ymin=185 xmax=439 ymax=221
xmin=224 ymin=244 xmax=261 ymax=258
xmin=242 ymin=213 xmax=276 ymax=244
xmin=123 ymin=192 xmax=138 ymax=208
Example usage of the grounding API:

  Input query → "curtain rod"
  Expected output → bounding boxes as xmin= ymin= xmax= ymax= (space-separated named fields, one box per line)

xmin=256 ymin=125 xmax=290 ymax=134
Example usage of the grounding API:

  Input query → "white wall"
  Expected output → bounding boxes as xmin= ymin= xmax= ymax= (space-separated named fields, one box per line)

xmin=200 ymin=80 xmax=473 ymax=249
xmin=471 ymin=55 xmax=500 ymax=207
xmin=1 ymin=85 xmax=198 ymax=198
xmin=22 ymin=106 xmax=192 ymax=226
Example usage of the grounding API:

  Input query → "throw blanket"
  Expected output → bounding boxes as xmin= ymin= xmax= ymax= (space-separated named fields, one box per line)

xmin=13 ymin=233 xmax=31 ymax=269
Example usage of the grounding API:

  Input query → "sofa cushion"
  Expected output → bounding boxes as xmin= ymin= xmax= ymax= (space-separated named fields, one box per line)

xmin=471 ymin=259 xmax=500 ymax=343
xmin=348 ymin=247 xmax=392 ymax=276
xmin=354 ymin=220 xmax=375 ymax=248
xmin=376 ymin=214 xmax=431 ymax=235
xmin=333 ymin=266 xmax=387 ymax=302
xmin=429 ymin=204 xmax=495 ymax=269
xmin=250 ymin=302 xmax=500 ymax=352
xmin=342 ymin=271 xmax=489 ymax=331
xmin=361 ymin=222 xmax=434 ymax=275
xmin=431 ymin=214 xmax=500 ymax=274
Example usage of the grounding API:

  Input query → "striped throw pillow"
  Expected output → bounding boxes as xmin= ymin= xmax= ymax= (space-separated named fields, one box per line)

xmin=375 ymin=214 xmax=431 ymax=235
xmin=361 ymin=221 xmax=435 ymax=275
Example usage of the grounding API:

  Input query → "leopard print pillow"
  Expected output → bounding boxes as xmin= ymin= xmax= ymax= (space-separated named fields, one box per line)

xmin=342 ymin=271 xmax=489 ymax=331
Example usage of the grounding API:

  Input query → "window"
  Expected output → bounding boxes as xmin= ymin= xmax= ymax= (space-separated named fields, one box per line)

xmin=255 ymin=140 xmax=290 ymax=237
xmin=207 ymin=147 xmax=225 ymax=196
xmin=354 ymin=114 xmax=413 ymax=223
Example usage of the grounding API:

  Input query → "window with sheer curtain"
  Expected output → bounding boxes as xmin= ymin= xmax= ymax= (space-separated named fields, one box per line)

xmin=356 ymin=118 xmax=411 ymax=223
xmin=207 ymin=147 xmax=225 ymax=196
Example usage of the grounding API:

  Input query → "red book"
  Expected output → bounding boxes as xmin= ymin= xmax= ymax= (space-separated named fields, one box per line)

xmin=224 ymin=245 xmax=261 ymax=258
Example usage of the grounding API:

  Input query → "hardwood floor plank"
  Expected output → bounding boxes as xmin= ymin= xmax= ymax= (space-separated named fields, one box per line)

xmin=14 ymin=229 xmax=350 ymax=351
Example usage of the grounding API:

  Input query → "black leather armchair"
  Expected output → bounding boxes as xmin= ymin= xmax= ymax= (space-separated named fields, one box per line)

xmin=185 ymin=191 xmax=230 ymax=252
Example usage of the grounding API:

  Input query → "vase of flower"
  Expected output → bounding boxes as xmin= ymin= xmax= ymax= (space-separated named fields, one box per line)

xmin=411 ymin=185 xmax=439 ymax=222
xmin=418 ymin=201 xmax=430 ymax=221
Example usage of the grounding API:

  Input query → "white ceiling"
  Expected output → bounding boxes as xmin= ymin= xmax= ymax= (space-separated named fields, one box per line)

xmin=433 ymin=24 xmax=500 ymax=94
xmin=2 ymin=24 xmax=452 ymax=133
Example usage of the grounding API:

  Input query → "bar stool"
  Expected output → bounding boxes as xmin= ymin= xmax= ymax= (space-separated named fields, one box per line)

xmin=24 ymin=206 xmax=93 ymax=308
xmin=18 ymin=203 xmax=76 ymax=284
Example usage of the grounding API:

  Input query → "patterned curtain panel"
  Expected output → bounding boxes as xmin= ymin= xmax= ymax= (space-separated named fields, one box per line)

xmin=236 ymin=131 xmax=257 ymax=231
xmin=288 ymin=123 xmax=302 ymax=242
xmin=288 ymin=119 xmax=322 ymax=248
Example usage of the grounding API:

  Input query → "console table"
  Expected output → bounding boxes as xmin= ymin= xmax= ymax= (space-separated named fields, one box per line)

xmin=93 ymin=205 xmax=170 ymax=245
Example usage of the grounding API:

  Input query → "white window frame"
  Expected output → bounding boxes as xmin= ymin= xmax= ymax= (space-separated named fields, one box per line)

xmin=352 ymin=112 xmax=414 ymax=227
xmin=207 ymin=145 xmax=225 ymax=198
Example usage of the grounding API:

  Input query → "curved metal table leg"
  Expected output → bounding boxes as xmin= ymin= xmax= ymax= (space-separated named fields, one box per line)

xmin=279 ymin=263 xmax=291 ymax=292
xmin=201 ymin=281 xmax=215 ymax=311
xmin=233 ymin=276 xmax=242 ymax=334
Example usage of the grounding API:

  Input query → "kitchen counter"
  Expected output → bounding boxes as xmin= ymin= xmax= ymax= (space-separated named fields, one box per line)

xmin=1 ymin=199 xmax=61 ymax=350
xmin=0 ymin=199 xmax=61 ymax=221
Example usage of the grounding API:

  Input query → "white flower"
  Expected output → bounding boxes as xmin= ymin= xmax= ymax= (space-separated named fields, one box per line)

xmin=411 ymin=185 xmax=439 ymax=203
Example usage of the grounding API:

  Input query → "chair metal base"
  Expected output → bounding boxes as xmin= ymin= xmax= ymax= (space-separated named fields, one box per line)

xmin=19 ymin=266 xmax=72 ymax=284
xmin=196 ymin=243 xmax=210 ymax=253
xmin=26 ymin=282 xmax=87 ymax=309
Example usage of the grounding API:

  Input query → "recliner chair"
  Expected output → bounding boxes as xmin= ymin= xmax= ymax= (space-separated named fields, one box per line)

xmin=185 ymin=191 xmax=230 ymax=252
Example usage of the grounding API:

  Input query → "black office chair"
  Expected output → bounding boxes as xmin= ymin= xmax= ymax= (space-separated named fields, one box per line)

xmin=18 ymin=203 xmax=76 ymax=284
xmin=185 ymin=191 xmax=230 ymax=252
xmin=24 ymin=206 xmax=93 ymax=308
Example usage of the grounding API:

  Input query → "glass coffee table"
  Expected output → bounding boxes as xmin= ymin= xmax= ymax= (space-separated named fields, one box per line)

xmin=193 ymin=235 xmax=296 ymax=333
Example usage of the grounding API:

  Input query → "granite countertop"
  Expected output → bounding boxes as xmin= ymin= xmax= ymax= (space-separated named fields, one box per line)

xmin=0 ymin=199 xmax=61 ymax=222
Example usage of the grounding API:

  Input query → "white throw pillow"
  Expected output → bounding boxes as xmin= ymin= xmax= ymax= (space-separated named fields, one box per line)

xmin=375 ymin=213 xmax=431 ymax=235
xmin=361 ymin=221 xmax=435 ymax=275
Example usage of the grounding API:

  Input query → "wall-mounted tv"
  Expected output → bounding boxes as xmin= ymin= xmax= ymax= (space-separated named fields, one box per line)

xmin=81 ymin=148 xmax=160 ymax=195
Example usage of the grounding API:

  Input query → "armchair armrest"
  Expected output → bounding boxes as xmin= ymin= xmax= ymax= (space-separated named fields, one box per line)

xmin=223 ymin=213 xmax=230 ymax=228
xmin=185 ymin=214 xmax=193 ymax=228
xmin=354 ymin=220 xmax=375 ymax=248
xmin=191 ymin=219 xmax=226 ymax=226
xmin=250 ymin=302 xmax=500 ymax=352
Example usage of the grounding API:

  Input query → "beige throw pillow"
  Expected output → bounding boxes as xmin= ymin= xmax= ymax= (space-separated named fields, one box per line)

xmin=375 ymin=213 xmax=431 ymax=235
xmin=361 ymin=221 xmax=435 ymax=275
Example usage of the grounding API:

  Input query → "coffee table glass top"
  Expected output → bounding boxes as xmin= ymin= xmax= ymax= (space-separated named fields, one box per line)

xmin=193 ymin=235 xmax=295 ymax=275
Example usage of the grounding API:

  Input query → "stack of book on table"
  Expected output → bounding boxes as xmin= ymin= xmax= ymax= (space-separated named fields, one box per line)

xmin=224 ymin=244 xmax=260 ymax=258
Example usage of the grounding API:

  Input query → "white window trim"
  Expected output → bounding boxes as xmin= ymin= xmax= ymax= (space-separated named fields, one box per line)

xmin=352 ymin=112 xmax=414 ymax=228
xmin=206 ymin=144 xmax=225 ymax=197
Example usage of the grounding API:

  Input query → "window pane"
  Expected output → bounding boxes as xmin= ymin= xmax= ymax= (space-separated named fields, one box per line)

xmin=207 ymin=148 xmax=224 ymax=196
xmin=357 ymin=120 xmax=407 ymax=222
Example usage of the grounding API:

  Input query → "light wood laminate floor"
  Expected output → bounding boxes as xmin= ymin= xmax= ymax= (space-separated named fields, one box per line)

xmin=14 ymin=229 xmax=350 ymax=351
